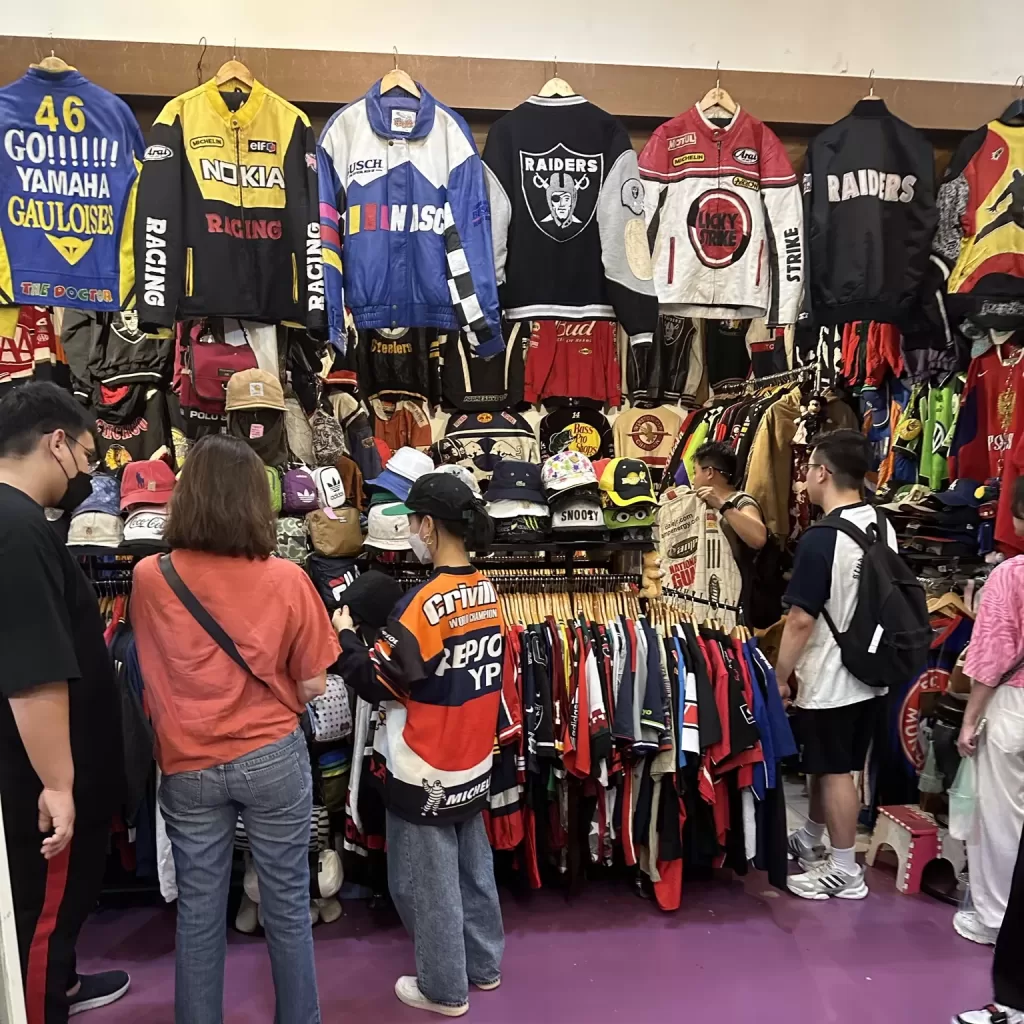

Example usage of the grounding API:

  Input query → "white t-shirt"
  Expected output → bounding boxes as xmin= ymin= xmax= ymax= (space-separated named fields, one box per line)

xmin=784 ymin=502 xmax=895 ymax=710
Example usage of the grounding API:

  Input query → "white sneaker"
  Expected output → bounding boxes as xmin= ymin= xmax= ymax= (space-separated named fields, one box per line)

xmin=953 ymin=909 xmax=999 ymax=946
xmin=235 ymin=893 xmax=258 ymax=934
xmin=787 ymin=858 xmax=869 ymax=901
xmin=953 ymin=1003 xmax=1024 ymax=1023
xmin=788 ymin=829 xmax=827 ymax=870
xmin=395 ymin=976 xmax=468 ymax=1017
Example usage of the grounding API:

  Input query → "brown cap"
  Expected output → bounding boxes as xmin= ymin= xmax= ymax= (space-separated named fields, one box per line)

xmin=225 ymin=369 xmax=286 ymax=412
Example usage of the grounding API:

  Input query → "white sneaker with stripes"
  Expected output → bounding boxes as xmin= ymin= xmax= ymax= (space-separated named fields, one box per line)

xmin=787 ymin=829 xmax=827 ymax=870
xmin=787 ymin=858 xmax=869 ymax=901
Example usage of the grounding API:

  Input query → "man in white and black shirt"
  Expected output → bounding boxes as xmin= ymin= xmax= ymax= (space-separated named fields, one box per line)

xmin=774 ymin=429 xmax=893 ymax=901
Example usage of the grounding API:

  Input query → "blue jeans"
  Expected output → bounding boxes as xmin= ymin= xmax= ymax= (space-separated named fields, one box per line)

xmin=159 ymin=729 xmax=319 ymax=1024
xmin=386 ymin=810 xmax=504 ymax=1007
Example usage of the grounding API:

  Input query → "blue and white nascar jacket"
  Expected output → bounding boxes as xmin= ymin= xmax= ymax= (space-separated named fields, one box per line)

xmin=318 ymin=81 xmax=502 ymax=358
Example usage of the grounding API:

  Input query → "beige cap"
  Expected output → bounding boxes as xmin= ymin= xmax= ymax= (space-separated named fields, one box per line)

xmin=225 ymin=368 xmax=286 ymax=412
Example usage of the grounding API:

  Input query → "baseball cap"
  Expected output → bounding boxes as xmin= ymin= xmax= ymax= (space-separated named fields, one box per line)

xmin=487 ymin=460 xmax=545 ymax=504
xmin=338 ymin=569 xmax=404 ymax=629
xmin=930 ymin=478 xmax=982 ymax=508
xmin=604 ymin=504 xmax=656 ymax=530
xmin=550 ymin=492 xmax=604 ymax=531
xmin=369 ymin=488 xmax=401 ymax=507
xmin=599 ymin=458 xmax=656 ymax=508
xmin=225 ymin=368 xmax=286 ymax=412
xmin=122 ymin=507 xmax=168 ymax=544
xmin=120 ymin=460 xmax=176 ymax=510
xmin=365 ymin=502 xmax=412 ymax=550
xmin=67 ymin=511 xmax=124 ymax=549
xmin=74 ymin=474 xmax=120 ymax=517
xmin=366 ymin=446 xmax=434 ymax=502
xmin=487 ymin=498 xmax=550 ymax=520
xmin=541 ymin=450 xmax=597 ymax=495
xmin=430 ymin=462 xmax=482 ymax=498
xmin=383 ymin=472 xmax=480 ymax=521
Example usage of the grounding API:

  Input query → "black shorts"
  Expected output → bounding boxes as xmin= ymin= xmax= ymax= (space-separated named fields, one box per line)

xmin=795 ymin=697 xmax=884 ymax=775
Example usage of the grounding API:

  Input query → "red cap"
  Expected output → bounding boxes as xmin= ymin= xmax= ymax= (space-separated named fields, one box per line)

xmin=120 ymin=460 xmax=177 ymax=510
xmin=374 ymin=437 xmax=393 ymax=467
xmin=591 ymin=458 xmax=611 ymax=480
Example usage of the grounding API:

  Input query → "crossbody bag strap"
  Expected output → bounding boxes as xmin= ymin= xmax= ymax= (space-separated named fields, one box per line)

xmin=158 ymin=553 xmax=259 ymax=680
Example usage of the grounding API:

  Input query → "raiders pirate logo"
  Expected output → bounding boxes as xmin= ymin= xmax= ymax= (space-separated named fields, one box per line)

xmin=620 ymin=177 xmax=645 ymax=216
xmin=520 ymin=145 xmax=603 ymax=242
xmin=660 ymin=315 xmax=696 ymax=350
xmin=112 ymin=310 xmax=145 ymax=345
xmin=687 ymin=189 xmax=752 ymax=268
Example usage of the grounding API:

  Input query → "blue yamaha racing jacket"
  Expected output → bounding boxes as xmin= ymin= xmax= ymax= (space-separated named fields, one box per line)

xmin=317 ymin=81 xmax=503 ymax=358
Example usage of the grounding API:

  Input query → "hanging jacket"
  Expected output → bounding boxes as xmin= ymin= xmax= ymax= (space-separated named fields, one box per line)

xmin=61 ymin=309 xmax=173 ymax=391
xmin=639 ymin=105 xmax=804 ymax=326
xmin=0 ymin=66 xmax=144 ymax=310
xmin=932 ymin=119 xmax=1024 ymax=330
xmin=803 ymin=100 xmax=937 ymax=328
xmin=482 ymin=94 xmax=658 ymax=346
xmin=134 ymin=78 xmax=326 ymax=336
xmin=318 ymin=81 xmax=503 ymax=358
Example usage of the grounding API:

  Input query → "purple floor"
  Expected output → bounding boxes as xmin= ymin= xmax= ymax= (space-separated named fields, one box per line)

xmin=78 ymin=863 xmax=991 ymax=1023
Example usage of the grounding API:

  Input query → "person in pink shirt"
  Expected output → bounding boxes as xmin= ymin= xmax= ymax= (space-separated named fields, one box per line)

xmin=955 ymin=476 xmax=1024 ymax=952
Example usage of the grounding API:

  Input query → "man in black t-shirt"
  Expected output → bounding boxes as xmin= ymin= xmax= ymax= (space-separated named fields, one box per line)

xmin=0 ymin=383 xmax=129 ymax=1021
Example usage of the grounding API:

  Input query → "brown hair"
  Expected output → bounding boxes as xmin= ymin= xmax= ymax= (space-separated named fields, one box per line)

xmin=164 ymin=434 xmax=276 ymax=559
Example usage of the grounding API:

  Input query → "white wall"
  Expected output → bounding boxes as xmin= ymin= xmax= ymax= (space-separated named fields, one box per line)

xmin=8 ymin=0 xmax=1018 ymax=85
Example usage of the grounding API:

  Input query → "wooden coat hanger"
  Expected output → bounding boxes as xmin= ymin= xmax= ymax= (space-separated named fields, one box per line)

xmin=861 ymin=68 xmax=883 ymax=102
xmin=381 ymin=46 xmax=421 ymax=98
xmin=31 ymin=49 xmax=72 ymax=73
xmin=214 ymin=41 xmax=253 ymax=93
xmin=538 ymin=56 xmax=575 ymax=98
xmin=698 ymin=61 xmax=737 ymax=118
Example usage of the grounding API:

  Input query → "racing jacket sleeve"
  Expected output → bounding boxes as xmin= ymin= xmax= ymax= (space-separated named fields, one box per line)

xmin=316 ymin=123 xmax=347 ymax=351
xmin=599 ymin=133 xmax=659 ymax=347
xmin=759 ymin=127 xmax=804 ymax=326
xmin=283 ymin=118 xmax=327 ymax=340
xmin=443 ymin=114 xmax=503 ymax=360
xmin=134 ymin=104 xmax=186 ymax=333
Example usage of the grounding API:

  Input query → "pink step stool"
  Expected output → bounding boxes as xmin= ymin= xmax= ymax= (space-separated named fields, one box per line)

xmin=866 ymin=805 xmax=939 ymax=895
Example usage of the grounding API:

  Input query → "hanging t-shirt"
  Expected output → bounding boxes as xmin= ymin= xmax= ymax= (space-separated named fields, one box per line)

xmin=0 ymin=305 xmax=55 ymax=394
xmin=614 ymin=406 xmax=683 ymax=468
xmin=658 ymin=487 xmax=743 ymax=626
xmin=539 ymin=406 xmax=614 ymax=459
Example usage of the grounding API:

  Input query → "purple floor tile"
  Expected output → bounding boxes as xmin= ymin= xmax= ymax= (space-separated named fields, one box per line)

xmin=75 ymin=865 xmax=992 ymax=1023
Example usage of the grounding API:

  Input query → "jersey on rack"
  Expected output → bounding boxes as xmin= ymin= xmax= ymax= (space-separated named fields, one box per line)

xmin=0 ymin=67 xmax=144 ymax=310
xmin=932 ymin=119 xmax=1024 ymax=330
xmin=317 ymin=81 xmax=503 ymax=358
xmin=482 ymin=94 xmax=658 ymax=346
xmin=804 ymin=100 xmax=937 ymax=328
xmin=639 ymin=105 xmax=804 ymax=326
xmin=133 ymin=77 xmax=326 ymax=337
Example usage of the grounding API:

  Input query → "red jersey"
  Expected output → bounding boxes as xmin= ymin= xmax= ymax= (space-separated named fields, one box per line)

xmin=524 ymin=320 xmax=621 ymax=407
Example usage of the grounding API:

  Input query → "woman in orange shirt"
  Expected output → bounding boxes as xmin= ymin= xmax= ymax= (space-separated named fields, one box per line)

xmin=131 ymin=435 xmax=340 ymax=1024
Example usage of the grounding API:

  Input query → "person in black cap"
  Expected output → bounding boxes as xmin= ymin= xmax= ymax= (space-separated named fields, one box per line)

xmin=333 ymin=473 xmax=506 ymax=1017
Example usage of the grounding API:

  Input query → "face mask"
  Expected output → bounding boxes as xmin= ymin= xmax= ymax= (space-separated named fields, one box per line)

xmin=53 ymin=446 xmax=94 ymax=513
xmin=408 ymin=528 xmax=433 ymax=564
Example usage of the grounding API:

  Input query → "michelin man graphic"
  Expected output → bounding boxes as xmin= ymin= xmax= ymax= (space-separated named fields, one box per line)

xmin=421 ymin=779 xmax=445 ymax=816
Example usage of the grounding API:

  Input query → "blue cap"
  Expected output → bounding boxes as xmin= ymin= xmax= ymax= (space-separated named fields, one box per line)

xmin=72 ymin=474 xmax=119 ymax=517
xmin=932 ymin=479 xmax=982 ymax=507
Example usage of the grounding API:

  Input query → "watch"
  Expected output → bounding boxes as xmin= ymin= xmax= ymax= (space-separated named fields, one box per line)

xmin=719 ymin=500 xmax=736 ymax=514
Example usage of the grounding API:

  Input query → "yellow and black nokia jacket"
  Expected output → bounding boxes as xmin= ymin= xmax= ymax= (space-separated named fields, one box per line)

xmin=134 ymin=78 xmax=327 ymax=337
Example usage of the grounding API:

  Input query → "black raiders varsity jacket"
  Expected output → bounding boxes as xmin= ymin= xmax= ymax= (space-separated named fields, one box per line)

xmin=803 ymin=99 xmax=937 ymax=327
xmin=482 ymin=95 xmax=659 ymax=346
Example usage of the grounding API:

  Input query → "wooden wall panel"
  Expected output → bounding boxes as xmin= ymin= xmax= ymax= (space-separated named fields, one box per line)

xmin=2 ymin=36 xmax=1020 ymax=132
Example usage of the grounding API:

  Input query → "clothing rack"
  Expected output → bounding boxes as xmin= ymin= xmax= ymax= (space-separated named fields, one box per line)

xmin=656 ymin=586 xmax=744 ymax=615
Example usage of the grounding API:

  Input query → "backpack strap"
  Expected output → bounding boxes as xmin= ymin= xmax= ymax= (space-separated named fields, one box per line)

xmin=805 ymin=514 xmax=874 ymax=550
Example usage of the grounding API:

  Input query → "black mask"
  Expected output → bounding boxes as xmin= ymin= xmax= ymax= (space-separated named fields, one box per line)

xmin=55 ymin=465 xmax=94 ymax=513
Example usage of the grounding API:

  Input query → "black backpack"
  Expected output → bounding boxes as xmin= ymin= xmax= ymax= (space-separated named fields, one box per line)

xmin=806 ymin=509 xmax=931 ymax=688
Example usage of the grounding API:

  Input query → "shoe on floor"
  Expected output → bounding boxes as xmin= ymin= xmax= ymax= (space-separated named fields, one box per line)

xmin=395 ymin=976 xmax=468 ymax=1017
xmin=473 ymin=977 xmax=501 ymax=991
xmin=787 ymin=829 xmax=827 ymax=870
xmin=787 ymin=858 xmax=869 ymax=901
xmin=68 ymin=971 xmax=130 ymax=1016
xmin=953 ymin=1002 xmax=1024 ymax=1023
xmin=953 ymin=909 xmax=999 ymax=946
xmin=235 ymin=893 xmax=259 ymax=934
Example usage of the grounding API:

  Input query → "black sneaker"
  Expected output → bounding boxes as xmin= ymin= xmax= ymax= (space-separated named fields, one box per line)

xmin=68 ymin=971 xmax=130 ymax=1016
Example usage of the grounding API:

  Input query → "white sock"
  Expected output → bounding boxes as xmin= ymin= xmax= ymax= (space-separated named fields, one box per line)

xmin=799 ymin=819 xmax=826 ymax=844
xmin=831 ymin=845 xmax=857 ymax=873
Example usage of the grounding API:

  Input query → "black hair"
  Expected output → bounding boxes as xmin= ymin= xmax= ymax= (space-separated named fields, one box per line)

xmin=693 ymin=441 xmax=738 ymax=485
xmin=1013 ymin=475 xmax=1024 ymax=520
xmin=0 ymin=382 xmax=95 ymax=459
xmin=433 ymin=504 xmax=496 ymax=552
xmin=809 ymin=428 xmax=873 ymax=491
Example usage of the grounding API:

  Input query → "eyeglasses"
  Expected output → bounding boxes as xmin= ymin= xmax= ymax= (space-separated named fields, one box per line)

xmin=67 ymin=435 xmax=100 ymax=473
xmin=807 ymin=462 xmax=832 ymax=474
